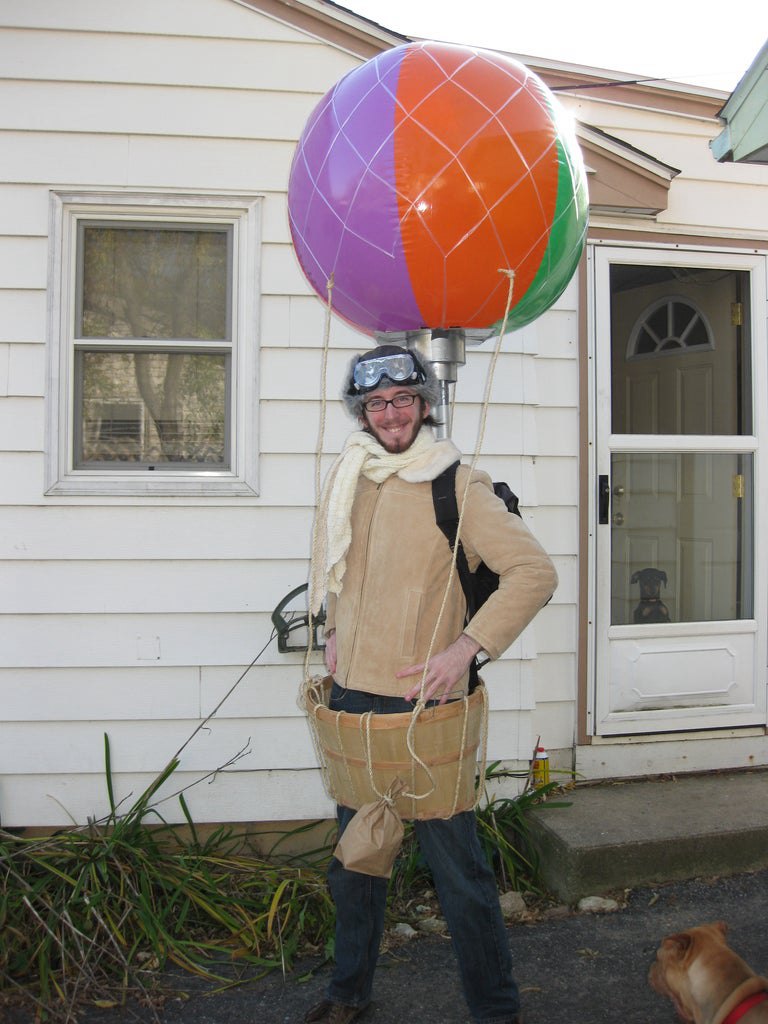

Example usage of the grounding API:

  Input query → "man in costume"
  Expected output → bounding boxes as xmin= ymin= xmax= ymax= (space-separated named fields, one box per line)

xmin=306 ymin=344 xmax=558 ymax=1024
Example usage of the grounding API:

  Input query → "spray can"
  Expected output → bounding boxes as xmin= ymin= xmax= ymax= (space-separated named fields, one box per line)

xmin=531 ymin=745 xmax=550 ymax=787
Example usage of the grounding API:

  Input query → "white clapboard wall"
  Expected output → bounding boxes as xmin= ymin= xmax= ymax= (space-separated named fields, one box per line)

xmin=0 ymin=0 xmax=576 ymax=827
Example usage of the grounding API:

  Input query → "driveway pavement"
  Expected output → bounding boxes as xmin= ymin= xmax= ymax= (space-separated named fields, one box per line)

xmin=62 ymin=865 xmax=768 ymax=1024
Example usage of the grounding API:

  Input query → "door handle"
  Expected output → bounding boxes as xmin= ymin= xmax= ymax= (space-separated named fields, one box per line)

xmin=598 ymin=474 xmax=610 ymax=524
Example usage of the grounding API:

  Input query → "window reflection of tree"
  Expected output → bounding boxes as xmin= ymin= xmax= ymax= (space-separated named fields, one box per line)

xmin=80 ymin=226 xmax=228 ymax=465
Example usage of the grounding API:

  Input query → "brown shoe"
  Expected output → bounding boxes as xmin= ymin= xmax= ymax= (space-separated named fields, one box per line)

xmin=303 ymin=998 xmax=369 ymax=1024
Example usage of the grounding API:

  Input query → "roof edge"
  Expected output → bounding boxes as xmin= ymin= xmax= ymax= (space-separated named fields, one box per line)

xmin=231 ymin=0 xmax=407 ymax=58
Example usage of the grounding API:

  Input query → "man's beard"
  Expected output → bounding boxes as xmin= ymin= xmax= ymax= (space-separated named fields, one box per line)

xmin=363 ymin=418 xmax=423 ymax=453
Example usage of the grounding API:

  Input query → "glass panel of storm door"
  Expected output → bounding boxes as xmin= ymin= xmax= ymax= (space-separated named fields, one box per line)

xmin=610 ymin=265 xmax=751 ymax=436
xmin=610 ymin=452 xmax=753 ymax=625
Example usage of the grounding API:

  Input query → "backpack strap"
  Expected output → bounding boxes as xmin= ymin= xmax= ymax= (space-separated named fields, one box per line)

xmin=432 ymin=459 xmax=460 ymax=542
xmin=432 ymin=461 xmax=476 ymax=616
xmin=432 ymin=461 xmax=481 ymax=693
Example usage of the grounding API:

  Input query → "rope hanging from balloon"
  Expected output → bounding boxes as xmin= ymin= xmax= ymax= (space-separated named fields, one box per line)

xmin=405 ymin=268 xmax=516 ymax=810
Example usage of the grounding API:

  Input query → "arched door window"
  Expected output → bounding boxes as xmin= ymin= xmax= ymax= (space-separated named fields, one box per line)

xmin=627 ymin=296 xmax=714 ymax=359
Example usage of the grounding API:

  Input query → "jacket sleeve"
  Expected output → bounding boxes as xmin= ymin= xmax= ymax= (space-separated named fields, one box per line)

xmin=457 ymin=467 xmax=558 ymax=660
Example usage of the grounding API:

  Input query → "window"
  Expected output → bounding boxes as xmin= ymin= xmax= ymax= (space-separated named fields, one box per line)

xmin=47 ymin=193 xmax=261 ymax=495
xmin=627 ymin=296 xmax=714 ymax=359
xmin=609 ymin=263 xmax=751 ymax=436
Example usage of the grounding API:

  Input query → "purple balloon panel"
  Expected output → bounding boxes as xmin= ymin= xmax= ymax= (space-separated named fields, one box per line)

xmin=289 ymin=48 xmax=422 ymax=333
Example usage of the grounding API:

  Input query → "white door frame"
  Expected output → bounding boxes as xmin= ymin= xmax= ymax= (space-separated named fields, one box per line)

xmin=586 ymin=241 xmax=768 ymax=737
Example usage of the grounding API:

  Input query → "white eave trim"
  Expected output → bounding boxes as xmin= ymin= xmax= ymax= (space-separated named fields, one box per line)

xmin=576 ymin=123 xmax=680 ymax=181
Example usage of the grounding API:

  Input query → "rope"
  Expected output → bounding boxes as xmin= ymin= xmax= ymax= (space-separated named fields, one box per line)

xmin=304 ymin=274 xmax=334 ymax=687
xmin=451 ymin=271 xmax=517 ymax=622
xmin=402 ymin=709 xmax=437 ymax=802
xmin=475 ymin=681 xmax=490 ymax=804
xmin=336 ymin=704 xmax=359 ymax=805
xmin=448 ymin=696 xmax=470 ymax=816
xmin=361 ymin=711 xmax=385 ymax=800
xmin=404 ymin=270 xmax=515 ymax=807
xmin=301 ymin=278 xmax=335 ymax=802
xmin=300 ymin=674 xmax=334 ymax=801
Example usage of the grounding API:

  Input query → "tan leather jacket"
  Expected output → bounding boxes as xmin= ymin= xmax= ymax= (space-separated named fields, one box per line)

xmin=324 ymin=464 xmax=558 ymax=697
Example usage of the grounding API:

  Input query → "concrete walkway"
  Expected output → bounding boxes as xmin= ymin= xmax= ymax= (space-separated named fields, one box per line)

xmin=528 ymin=768 xmax=768 ymax=902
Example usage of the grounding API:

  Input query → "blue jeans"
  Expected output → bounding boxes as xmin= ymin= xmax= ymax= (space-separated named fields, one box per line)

xmin=326 ymin=683 xmax=521 ymax=1023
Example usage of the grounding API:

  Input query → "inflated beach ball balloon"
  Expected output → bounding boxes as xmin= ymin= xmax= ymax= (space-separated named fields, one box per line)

xmin=288 ymin=41 xmax=588 ymax=335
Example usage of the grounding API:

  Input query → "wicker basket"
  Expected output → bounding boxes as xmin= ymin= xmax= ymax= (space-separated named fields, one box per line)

xmin=302 ymin=676 xmax=488 ymax=820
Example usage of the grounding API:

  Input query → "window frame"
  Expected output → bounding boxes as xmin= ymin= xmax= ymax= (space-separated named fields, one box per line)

xmin=46 ymin=192 xmax=261 ymax=496
xmin=626 ymin=294 xmax=715 ymax=361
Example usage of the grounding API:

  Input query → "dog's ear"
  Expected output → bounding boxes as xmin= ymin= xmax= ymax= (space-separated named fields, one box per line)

xmin=711 ymin=921 xmax=729 ymax=938
xmin=662 ymin=931 xmax=694 ymax=961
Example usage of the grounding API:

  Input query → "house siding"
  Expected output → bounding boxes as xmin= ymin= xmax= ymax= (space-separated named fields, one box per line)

xmin=9 ymin=3 xmax=763 ymax=828
xmin=0 ymin=1 xmax=573 ymax=827
xmin=561 ymin=90 xmax=768 ymax=239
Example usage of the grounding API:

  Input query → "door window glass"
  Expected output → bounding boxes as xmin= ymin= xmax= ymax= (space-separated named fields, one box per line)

xmin=610 ymin=452 xmax=754 ymax=625
xmin=610 ymin=264 xmax=752 ymax=436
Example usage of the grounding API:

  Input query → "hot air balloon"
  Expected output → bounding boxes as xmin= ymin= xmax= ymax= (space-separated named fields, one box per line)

xmin=288 ymin=41 xmax=588 ymax=336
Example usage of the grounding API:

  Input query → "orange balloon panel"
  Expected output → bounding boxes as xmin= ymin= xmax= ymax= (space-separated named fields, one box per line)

xmin=394 ymin=45 xmax=560 ymax=327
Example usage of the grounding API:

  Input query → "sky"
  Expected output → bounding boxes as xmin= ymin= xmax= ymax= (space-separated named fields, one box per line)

xmin=340 ymin=0 xmax=767 ymax=93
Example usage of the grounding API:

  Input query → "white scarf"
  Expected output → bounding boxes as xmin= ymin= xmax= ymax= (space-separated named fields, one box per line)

xmin=309 ymin=428 xmax=461 ymax=614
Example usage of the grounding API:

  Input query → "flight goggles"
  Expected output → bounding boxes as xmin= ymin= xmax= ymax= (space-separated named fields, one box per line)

xmin=351 ymin=352 xmax=424 ymax=392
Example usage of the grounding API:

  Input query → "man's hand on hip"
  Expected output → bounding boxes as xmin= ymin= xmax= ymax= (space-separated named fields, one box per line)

xmin=398 ymin=633 xmax=482 ymax=704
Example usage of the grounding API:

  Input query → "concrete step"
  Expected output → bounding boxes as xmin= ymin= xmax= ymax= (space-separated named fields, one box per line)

xmin=526 ymin=768 xmax=768 ymax=904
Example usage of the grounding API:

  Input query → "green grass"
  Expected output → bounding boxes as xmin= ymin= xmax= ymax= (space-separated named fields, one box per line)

xmin=0 ymin=737 xmax=335 ymax=1022
xmin=0 ymin=743 xmax=567 ymax=1022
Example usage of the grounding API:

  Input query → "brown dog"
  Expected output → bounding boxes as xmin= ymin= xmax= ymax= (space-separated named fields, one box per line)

xmin=649 ymin=922 xmax=768 ymax=1024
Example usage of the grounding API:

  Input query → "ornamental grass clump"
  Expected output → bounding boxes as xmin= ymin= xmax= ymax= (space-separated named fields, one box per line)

xmin=0 ymin=737 xmax=334 ymax=1023
xmin=474 ymin=762 xmax=569 ymax=894
xmin=388 ymin=761 xmax=569 ymax=902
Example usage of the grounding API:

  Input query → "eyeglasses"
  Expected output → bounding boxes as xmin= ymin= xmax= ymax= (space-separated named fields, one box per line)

xmin=352 ymin=352 xmax=421 ymax=391
xmin=362 ymin=393 xmax=418 ymax=413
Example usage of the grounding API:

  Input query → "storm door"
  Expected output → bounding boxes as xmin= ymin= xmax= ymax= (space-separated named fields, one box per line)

xmin=590 ymin=246 xmax=768 ymax=735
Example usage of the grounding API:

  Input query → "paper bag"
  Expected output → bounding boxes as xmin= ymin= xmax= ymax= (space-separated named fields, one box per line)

xmin=334 ymin=780 xmax=406 ymax=878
